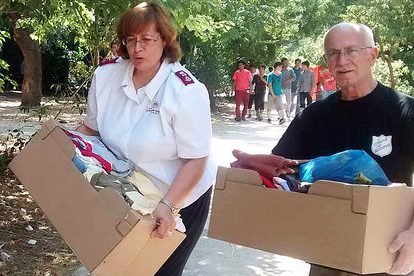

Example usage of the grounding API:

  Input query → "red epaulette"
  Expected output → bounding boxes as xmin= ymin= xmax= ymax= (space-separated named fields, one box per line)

xmin=99 ymin=57 xmax=118 ymax=66
xmin=175 ymin=70 xmax=194 ymax=86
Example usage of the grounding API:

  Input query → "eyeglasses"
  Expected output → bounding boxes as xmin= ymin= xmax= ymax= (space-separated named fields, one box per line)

xmin=324 ymin=46 xmax=373 ymax=61
xmin=122 ymin=34 xmax=162 ymax=48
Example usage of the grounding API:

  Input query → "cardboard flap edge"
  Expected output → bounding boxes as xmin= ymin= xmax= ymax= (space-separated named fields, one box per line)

xmin=308 ymin=180 xmax=353 ymax=200
xmin=38 ymin=119 xmax=61 ymax=139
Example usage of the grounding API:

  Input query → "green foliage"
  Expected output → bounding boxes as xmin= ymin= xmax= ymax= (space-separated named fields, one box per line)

xmin=0 ymin=30 xmax=18 ymax=92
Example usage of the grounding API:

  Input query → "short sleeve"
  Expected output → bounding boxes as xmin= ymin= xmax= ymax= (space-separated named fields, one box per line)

xmin=84 ymin=73 xmax=99 ymax=131
xmin=173 ymin=82 xmax=212 ymax=159
xmin=272 ymin=112 xmax=313 ymax=159
xmin=252 ymin=75 xmax=258 ymax=85
xmin=232 ymin=71 xmax=237 ymax=81
xmin=268 ymin=74 xmax=274 ymax=84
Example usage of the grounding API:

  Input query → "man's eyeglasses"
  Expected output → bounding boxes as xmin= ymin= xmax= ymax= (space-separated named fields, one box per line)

xmin=122 ymin=34 xmax=162 ymax=48
xmin=324 ymin=46 xmax=373 ymax=61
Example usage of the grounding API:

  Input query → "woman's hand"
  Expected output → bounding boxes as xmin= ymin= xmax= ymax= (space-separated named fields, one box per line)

xmin=150 ymin=203 xmax=177 ymax=239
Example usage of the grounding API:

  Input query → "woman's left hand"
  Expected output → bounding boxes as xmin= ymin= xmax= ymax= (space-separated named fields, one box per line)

xmin=150 ymin=203 xmax=177 ymax=239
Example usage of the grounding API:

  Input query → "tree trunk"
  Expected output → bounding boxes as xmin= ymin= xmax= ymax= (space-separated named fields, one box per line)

xmin=384 ymin=55 xmax=395 ymax=89
xmin=13 ymin=27 xmax=42 ymax=107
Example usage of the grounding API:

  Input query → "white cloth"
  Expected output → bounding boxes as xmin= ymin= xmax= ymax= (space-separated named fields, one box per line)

xmin=84 ymin=59 xmax=216 ymax=208
xmin=127 ymin=171 xmax=186 ymax=233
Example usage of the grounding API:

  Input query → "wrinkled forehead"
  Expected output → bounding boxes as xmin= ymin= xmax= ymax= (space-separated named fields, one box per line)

xmin=324 ymin=26 xmax=366 ymax=50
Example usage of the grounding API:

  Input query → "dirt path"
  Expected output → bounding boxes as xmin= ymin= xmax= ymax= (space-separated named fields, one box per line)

xmin=0 ymin=95 xmax=309 ymax=275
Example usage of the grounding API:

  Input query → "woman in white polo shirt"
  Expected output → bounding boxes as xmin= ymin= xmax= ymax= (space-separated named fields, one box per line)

xmin=76 ymin=2 xmax=216 ymax=275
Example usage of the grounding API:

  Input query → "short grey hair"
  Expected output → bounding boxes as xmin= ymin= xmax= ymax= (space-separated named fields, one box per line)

xmin=324 ymin=22 xmax=375 ymax=51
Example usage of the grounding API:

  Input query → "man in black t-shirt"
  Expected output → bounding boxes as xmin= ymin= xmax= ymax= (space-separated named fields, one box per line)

xmin=252 ymin=64 xmax=268 ymax=121
xmin=272 ymin=22 xmax=414 ymax=276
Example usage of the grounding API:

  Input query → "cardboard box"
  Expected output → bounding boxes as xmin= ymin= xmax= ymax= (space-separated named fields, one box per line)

xmin=9 ymin=120 xmax=185 ymax=276
xmin=208 ymin=166 xmax=414 ymax=274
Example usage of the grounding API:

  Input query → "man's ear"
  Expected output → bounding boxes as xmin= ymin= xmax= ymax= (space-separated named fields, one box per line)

xmin=370 ymin=47 xmax=379 ymax=66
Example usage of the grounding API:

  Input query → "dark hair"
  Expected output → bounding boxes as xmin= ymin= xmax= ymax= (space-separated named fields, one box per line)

xmin=274 ymin=62 xmax=282 ymax=68
xmin=238 ymin=59 xmax=246 ymax=65
xmin=302 ymin=60 xmax=310 ymax=67
xmin=281 ymin=57 xmax=288 ymax=63
xmin=295 ymin=58 xmax=301 ymax=63
xmin=268 ymin=66 xmax=273 ymax=72
xmin=116 ymin=2 xmax=181 ymax=62
xmin=259 ymin=64 xmax=266 ymax=69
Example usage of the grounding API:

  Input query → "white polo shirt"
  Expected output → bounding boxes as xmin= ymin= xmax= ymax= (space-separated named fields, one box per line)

xmin=84 ymin=58 xmax=216 ymax=208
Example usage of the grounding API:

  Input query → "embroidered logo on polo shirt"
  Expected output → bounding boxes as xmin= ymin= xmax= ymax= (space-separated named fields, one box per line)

xmin=175 ymin=70 xmax=194 ymax=86
xmin=146 ymin=100 xmax=160 ymax=114
xmin=371 ymin=135 xmax=392 ymax=157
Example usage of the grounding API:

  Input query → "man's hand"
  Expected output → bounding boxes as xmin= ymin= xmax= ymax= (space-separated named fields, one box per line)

xmin=388 ymin=229 xmax=414 ymax=275
xmin=150 ymin=203 xmax=176 ymax=239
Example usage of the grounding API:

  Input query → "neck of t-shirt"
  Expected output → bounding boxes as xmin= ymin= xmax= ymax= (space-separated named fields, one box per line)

xmin=341 ymin=80 xmax=378 ymax=101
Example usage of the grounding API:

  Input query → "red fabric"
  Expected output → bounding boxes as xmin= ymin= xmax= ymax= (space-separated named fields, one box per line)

xmin=319 ymin=67 xmax=337 ymax=91
xmin=230 ymin=160 xmax=276 ymax=189
xmin=235 ymin=90 xmax=250 ymax=117
xmin=99 ymin=57 xmax=118 ymax=66
xmin=260 ymin=175 xmax=276 ymax=189
xmin=175 ymin=70 xmax=194 ymax=86
xmin=233 ymin=69 xmax=252 ymax=90
xmin=310 ymin=66 xmax=320 ymax=94
xmin=64 ymin=130 xmax=112 ymax=173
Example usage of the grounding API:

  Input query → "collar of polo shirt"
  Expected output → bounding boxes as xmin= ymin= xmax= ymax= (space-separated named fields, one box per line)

xmin=121 ymin=59 xmax=173 ymax=102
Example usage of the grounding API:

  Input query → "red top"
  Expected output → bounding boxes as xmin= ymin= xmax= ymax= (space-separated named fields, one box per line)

xmin=319 ymin=68 xmax=337 ymax=91
xmin=233 ymin=69 xmax=252 ymax=90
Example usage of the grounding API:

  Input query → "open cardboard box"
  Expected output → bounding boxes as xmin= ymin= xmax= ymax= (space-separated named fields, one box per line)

xmin=208 ymin=166 xmax=414 ymax=274
xmin=9 ymin=120 xmax=185 ymax=276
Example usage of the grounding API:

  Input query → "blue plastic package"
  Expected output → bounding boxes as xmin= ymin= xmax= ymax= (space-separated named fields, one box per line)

xmin=299 ymin=149 xmax=391 ymax=186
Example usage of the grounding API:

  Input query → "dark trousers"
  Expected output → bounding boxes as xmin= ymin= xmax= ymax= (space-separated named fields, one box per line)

xmin=155 ymin=187 xmax=212 ymax=276
xmin=248 ymin=93 xmax=255 ymax=109
xmin=254 ymin=92 xmax=265 ymax=110
xmin=299 ymin=91 xmax=312 ymax=108
xmin=235 ymin=90 xmax=250 ymax=118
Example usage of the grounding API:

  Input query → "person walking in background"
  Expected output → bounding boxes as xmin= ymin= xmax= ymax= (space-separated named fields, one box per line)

xmin=267 ymin=62 xmax=285 ymax=124
xmin=232 ymin=60 xmax=253 ymax=122
xmin=281 ymin=58 xmax=296 ymax=118
xmin=252 ymin=64 xmax=268 ymax=121
xmin=292 ymin=58 xmax=302 ymax=116
xmin=248 ymin=64 xmax=259 ymax=118
xmin=318 ymin=66 xmax=337 ymax=99
xmin=296 ymin=60 xmax=315 ymax=110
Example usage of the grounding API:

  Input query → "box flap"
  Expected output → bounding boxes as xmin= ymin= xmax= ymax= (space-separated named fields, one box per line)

xmin=92 ymin=217 xmax=186 ymax=276
xmin=37 ymin=119 xmax=59 ymax=139
xmin=98 ymin=188 xmax=131 ymax=220
xmin=215 ymin=166 xmax=228 ymax=190
xmin=351 ymin=185 xmax=370 ymax=214
xmin=308 ymin=181 xmax=371 ymax=214
xmin=308 ymin=180 xmax=353 ymax=200
xmin=215 ymin=167 xmax=262 ymax=191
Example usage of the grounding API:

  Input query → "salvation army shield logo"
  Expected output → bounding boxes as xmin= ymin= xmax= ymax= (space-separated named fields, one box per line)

xmin=371 ymin=135 xmax=392 ymax=157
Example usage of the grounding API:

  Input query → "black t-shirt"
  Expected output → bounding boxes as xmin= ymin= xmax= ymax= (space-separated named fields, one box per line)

xmin=272 ymin=83 xmax=414 ymax=185
xmin=252 ymin=74 xmax=267 ymax=94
